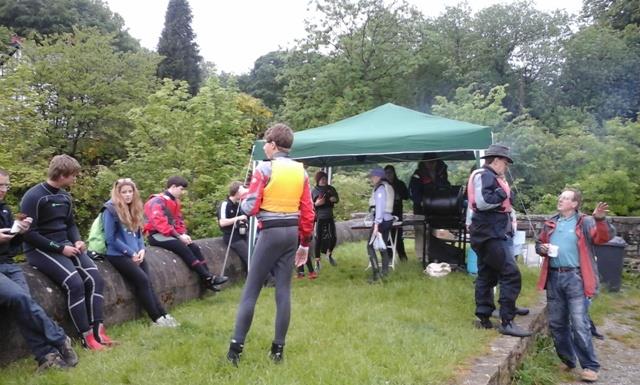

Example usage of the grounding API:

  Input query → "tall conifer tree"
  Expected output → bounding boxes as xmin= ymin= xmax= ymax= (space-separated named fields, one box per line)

xmin=157 ymin=0 xmax=202 ymax=95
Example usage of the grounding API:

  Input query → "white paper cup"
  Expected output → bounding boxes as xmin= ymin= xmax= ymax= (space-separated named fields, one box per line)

xmin=10 ymin=221 xmax=21 ymax=234
xmin=548 ymin=244 xmax=559 ymax=257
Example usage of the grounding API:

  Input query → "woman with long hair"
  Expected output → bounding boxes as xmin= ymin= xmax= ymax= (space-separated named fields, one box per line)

xmin=104 ymin=178 xmax=178 ymax=327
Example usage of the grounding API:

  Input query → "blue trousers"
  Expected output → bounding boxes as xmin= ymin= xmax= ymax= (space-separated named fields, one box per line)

xmin=547 ymin=270 xmax=599 ymax=371
xmin=473 ymin=238 xmax=522 ymax=322
xmin=0 ymin=263 xmax=66 ymax=362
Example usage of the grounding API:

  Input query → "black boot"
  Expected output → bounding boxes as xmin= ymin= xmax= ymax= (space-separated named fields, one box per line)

xmin=476 ymin=317 xmax=493 ymax=329
xmin=204 ymin=275 xmax=229 ymax=292
xmin=498 ymin=320 xmax=533 ymax=337
xmin=227 ymin=340 xmax=244 ymax=367
xmin=381 ymin=250 xmax=390 ymax=277
xmin=368 ymin=269 xmax=382 ymax=283
xmin=368 ymin=253 xmax=382 ymax=283
xmin=269 ymin=342 xmax=284 ymax=363
xmin=210 ymin=275 xmax=229 ymax=285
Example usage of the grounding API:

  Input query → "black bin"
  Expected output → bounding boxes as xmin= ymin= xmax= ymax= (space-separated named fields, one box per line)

xmin=595 ymin=236 xmax=627 ymax=292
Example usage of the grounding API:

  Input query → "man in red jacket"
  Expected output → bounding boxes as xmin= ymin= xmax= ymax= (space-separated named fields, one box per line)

xmin=535 ymin=188 xmax=614 ymax=383
xmin=144 ymin=176 xmax=228 ymax=291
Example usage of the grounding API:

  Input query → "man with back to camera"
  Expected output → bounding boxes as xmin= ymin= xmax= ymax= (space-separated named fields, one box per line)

xmin=226 ymin=123 xmax=315 ymax=365
xmin=535 ymin=188 xmax=614 ymax=383
xmin=466 ymin=144 xmax=531 ymax=338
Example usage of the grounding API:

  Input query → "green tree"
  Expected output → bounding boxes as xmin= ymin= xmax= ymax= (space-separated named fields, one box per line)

xmin=468 ymin=1 xmax=571 ymax=114
xmin=431 ymin=84 xmax=511 ymax=130
xmin=557 ymin=26 xmax=640 ymax=122
xmin=121 ymin=78 xmax=258 ymax=237
xmin=157 ymin=0 xmax=202 ymax=95
xmin=409 ymin=4 xmax=475 ymax=110
xmin=583 ymin=0 xmax=640 ymax=29
xmin=0 ymin=0 xmax=139 ymax=51
xmin=21 ymin=28 xmax=159 ymax=164
xmin=281 ymin=0 xmax=423 ymax=129
xmin=237 ymin=50 xmax=289 ymax=111
xmin=0 ymin=63 xmax=50 ymax=201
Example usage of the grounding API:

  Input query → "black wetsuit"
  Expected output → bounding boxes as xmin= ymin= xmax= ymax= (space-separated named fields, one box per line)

xmin=20 ymin=182 xmax=104 ymax=335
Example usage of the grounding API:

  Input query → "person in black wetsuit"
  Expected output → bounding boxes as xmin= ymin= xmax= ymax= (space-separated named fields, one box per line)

xmin=20 ymin=155 xmax=113 ymax=350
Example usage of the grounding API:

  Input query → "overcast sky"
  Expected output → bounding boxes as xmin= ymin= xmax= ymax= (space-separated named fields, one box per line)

xmin=104 ymin=0 xmax=583 ymax=75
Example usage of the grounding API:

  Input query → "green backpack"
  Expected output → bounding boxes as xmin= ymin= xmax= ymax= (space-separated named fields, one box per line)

xmin=87 ymin=209 xmax=107 ymax=258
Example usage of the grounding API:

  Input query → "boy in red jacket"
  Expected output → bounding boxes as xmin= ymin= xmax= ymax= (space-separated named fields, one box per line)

xmin=144 ymin=176 xmax=228 ymax=291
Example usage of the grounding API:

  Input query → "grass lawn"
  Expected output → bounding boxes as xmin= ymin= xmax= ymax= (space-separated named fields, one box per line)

xmin=0 ymin=241 xmax=541 ymax=385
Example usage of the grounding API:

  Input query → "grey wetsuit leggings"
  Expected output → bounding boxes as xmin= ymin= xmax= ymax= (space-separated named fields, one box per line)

xmin=232 ymin=225 xmax=298 ymax=345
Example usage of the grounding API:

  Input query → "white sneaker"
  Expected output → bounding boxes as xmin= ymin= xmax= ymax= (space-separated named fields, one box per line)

xmin=154 ymin=315 xmax=177 ymax=328
xmin=164 ymin=314 xmax=180 ymax=327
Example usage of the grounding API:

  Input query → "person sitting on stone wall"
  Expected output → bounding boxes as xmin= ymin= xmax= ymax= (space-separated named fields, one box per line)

xmin=104 ymin=178 xmax=178 ymax=328
xmin=144 ymin=176 xmax=228 ymax=292
xmin=21 ymin=155 xmax=114 ymax=350
xmin=1 ymin=168 xmax=78 ymax=371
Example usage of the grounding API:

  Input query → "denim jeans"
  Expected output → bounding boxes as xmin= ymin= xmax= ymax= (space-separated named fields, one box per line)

xmin=546 ymin=269 xmax=599 ymax=371
xmin=0 ymin=263 xmax=66 ymax=362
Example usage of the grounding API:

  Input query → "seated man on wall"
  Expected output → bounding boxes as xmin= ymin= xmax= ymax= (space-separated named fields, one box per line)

xmin=144 ymin=176 xmax=228 ymax=292
xmin=0 ymin=168 xmax=78 ymax=371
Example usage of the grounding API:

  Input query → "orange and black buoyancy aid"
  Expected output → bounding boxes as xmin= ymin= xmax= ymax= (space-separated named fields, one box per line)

xmin=261 ymin=158 xmax=305 ymax=213
xmin=466 ymin=168 xmax=512 ymax=213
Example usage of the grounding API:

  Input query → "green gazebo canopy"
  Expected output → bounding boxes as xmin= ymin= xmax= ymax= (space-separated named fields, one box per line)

xmin=251 ymin=103 xmax=492 ymax=167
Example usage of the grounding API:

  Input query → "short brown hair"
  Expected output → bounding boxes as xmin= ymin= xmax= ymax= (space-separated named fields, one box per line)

xmin=563 ymin=187 xmax=582 ymax=209
xmin=264 ymin=123 xmax=293 ymax=152
xmin=229 ymin=181 xmax=243 ymax=196
xmin=47 ymin=155 xmax=81 ymax=181
xmin=166 ymin=175 xmax=188 ymax=189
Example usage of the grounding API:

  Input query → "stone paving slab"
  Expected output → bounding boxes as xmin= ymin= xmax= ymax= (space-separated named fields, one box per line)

xmin=459 ymin=300 xmax=548 ymax=385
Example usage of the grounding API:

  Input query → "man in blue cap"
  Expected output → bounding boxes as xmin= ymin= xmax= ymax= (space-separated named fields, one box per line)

xmin=367 ymin=167 xmax=395 ymax=282
xmin=466 ymin=144 xmax=532 ymax=337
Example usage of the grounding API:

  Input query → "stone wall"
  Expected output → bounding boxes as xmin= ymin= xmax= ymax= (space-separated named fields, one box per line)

xmin=517 ymin=215 xmax=640 ymax=273
xmin=0 ymin=220 xmax=370 ymax=366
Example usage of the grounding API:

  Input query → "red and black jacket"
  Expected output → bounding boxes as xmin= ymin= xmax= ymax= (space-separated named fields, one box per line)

xmin=143 ymin=191 xmax=187 ymax=237
xmin=535 ymin=212 xmax=615 ymax=297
